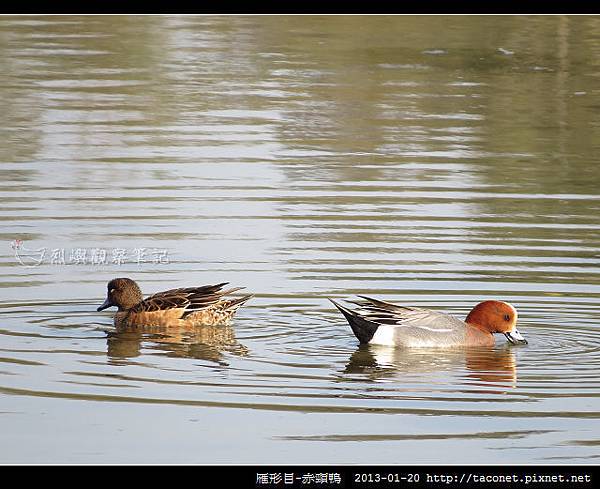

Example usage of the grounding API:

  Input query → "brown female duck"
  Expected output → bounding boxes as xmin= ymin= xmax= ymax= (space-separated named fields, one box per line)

xmin=97 ymin=277 xmax=253 ymax=328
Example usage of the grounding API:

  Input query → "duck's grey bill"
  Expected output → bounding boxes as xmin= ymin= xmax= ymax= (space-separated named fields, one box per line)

xmin=505 ymin=329 xmax=528 ymax=345
xmin=97 ymin=297 xmax=112 ymax=312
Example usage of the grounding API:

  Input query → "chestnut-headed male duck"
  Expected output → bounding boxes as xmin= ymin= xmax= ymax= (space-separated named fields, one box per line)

xmin=330 ymin=296 xmax=527 ymax=348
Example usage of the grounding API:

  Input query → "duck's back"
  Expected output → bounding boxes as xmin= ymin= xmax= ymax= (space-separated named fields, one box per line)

xmin=371 ymin=309 xmax=468 ymax=347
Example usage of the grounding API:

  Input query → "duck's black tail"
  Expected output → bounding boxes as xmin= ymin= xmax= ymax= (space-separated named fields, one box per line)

xmin=329 ymin=299 xmax=379 ymax=344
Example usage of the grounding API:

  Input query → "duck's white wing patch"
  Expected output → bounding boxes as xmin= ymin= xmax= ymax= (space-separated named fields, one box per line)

xmin=406 ymin=325 xmax=455 ymax=332
xmin=369 ymin=308 xmax=460 ymax=330
xmin=371 ymin=325 xmax=397 ymax=346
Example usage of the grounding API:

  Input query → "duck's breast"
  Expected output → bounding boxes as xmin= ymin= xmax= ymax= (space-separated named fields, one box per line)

xmin=118 ymin=308 xmax=186 ymax=328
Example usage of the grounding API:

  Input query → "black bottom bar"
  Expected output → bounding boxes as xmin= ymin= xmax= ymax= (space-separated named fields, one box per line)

xmin=6 ymin=465 xmax=597 ymax=487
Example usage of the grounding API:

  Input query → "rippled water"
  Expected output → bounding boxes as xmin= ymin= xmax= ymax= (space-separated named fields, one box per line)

xmin=1 ymin=15 xmax=600 ymax=463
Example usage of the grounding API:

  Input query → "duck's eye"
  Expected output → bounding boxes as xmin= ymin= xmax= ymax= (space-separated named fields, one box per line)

xmin=109 ymin=288 xmax=115 ymax=294
xmin=503 ymin=314 xmax=510 ymax=321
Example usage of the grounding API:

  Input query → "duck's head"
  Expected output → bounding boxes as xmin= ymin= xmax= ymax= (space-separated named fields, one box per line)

xmin=97 ymin=278 xmax=143 ymax=312
xmin=465 ymin=300 xmax=527 ymax=345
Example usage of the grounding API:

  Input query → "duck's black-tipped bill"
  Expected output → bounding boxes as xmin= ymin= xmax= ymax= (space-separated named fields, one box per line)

xmin=97 ymin=297 xmax=113 ymax=312
xmin=504 ymin=329 xmax=528 ymax=345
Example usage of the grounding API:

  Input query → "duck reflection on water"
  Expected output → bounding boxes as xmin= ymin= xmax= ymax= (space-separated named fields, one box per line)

xmin=106 ymin=322 xmax=248 ymax=364
xmin=344 ymin=344 xmax=518 ymax=389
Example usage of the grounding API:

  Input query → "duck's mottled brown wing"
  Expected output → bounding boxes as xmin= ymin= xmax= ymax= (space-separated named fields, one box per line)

xmin=132 ymin=283 xmax=245 ymax=315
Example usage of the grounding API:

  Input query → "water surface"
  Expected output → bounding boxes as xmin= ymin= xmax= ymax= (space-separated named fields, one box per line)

xmin=1 ymin=15 xmax=600 ymax=464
